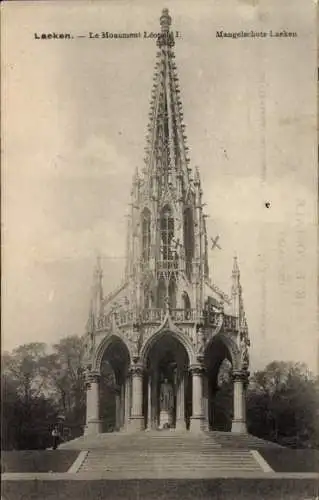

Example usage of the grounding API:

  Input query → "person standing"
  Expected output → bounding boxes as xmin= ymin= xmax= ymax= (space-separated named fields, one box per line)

xmin=51 ymin=425 xmax=60 ymax=450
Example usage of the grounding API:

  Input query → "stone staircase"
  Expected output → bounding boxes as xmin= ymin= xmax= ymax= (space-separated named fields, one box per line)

xmin=79 ymin=450 xmax=263 ymax=477
xmin=210 ymin=431 xmax=283 ymax=449
xmin=63 ymin=430 xmax=221 ymax=452
xmin=62 ymin=431 xmax=265 ymax=477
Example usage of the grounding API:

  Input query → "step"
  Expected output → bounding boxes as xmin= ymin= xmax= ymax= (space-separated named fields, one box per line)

xmin=209 ymin=432 xmax=282 ymax=448
xmin=80 ymin=450 xmax=262 ymax=475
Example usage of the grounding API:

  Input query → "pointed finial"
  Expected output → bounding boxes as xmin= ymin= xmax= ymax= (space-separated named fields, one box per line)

xmin=86 ymin=298 xmax=95 ymax=334
xmin=194 ymin=166 xmax=200 ymax=185
xmin=95 ymin=252 xmax=102 ymax=277
xmin=132 ymin=166 xmax=139 ymax=184
xmin=157 ymin=8 xmax=174 ymax=48
xmin=232 ymin=254 xmax=240 ymax=275
xmin=160 ymin=8 xmax=172 ymax=32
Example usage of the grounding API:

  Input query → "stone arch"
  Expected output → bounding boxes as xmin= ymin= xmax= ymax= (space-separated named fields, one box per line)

xmin=140 ymin=327 xmax=196 ymax=367
xmin=93 ymin=332 xmax=132 ymax=373
xmin=93 ymin=333 xmax=132 ymax=433
xmin=219 ymin=333 xmax=241 ymax=370
xmin=204 ymin=333 xmax=240 ymax=431
xmin=140 ymin=324 xmax=195 ymax=430
xmin=204 ymin=332 xmax=240 ymax=370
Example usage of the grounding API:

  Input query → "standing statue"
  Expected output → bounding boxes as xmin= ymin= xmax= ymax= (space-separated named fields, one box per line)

xmin=196 ymin=325 xmax=206 ymax=355
xmin=83 ymin=331 xmax=95 ymax=369
xmin=160 ymin=378 xmax=174 ymax=411
xmin=240 ymin=332 xmax=250 ymax=369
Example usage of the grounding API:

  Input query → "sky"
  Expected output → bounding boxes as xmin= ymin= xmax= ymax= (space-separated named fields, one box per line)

xmin=2 ymin=0 xmax=318 ymax=373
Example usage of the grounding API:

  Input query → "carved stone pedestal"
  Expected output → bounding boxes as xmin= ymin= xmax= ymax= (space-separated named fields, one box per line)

xmin=175 ymin=418 xmax=187 ymax=431
xmin=84 ymin=419 xmax=103 ymax=435
xmin=129 ymin=416 xmax=144 ymax=432
xmin=159 ymin=409 xmax=172 ymax=428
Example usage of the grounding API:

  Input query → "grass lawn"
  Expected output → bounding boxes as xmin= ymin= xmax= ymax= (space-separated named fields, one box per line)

xmin=2 ymin=478 xmax=319 ymax=500
xmin=1 ymin=450 xmax=79 ymax=473
xmin=260 ymin=448 xmax=319 ymax=473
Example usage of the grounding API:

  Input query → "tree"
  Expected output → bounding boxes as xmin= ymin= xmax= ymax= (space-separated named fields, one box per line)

xmin=2 ymin=343 xmax=48 ymax=403
xmin=42 ymin=336 xmax=86 ymax=434
xmin=247 ymin=361 xmax=319 ymax=448
xmin=1 ymin=372 xmax=20 ymax=449
xmin=1 ymin=344 xmax=58 ymax=450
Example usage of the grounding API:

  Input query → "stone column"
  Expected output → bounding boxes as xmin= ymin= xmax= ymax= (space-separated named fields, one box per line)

xmin=189 ymin=364 xmax=205 ymax=433
xmin=231 ymin=370 xmax=248 ymax=433
xmin=84 ymin=371 xmax=102 ymax=435
xmin=124 ymin=375 xmax=131 ymax=429
xmin=120 ymin=383 xmax=125 ymax=429
xmin=130 ymin=363 xmax=144 ymax=431
xmin=203 ymin=372 xmax=209 ymax=431
xmin=115 ymin=390 xmax=121 ymax=431
xmin=146 ymin=372 xmax=152 ymax=430
xmin=151 ymin=368 xmax=158 ymax=429
xmin=175 ymin=369 xmax=186 ymax=431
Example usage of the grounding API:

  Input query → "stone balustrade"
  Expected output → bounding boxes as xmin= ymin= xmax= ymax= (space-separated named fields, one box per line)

xmin=140 ymin=308 xmax=166 ymax=323
xmin=95 ymin=307 xmax=237 ymax=332
xmin=223 ymin=314 xmax=237 ymax=331
xmin=156 ymin=260 xmax=180 ymax=272
xmin=96 ymin=308 xmax=197 ymax=330
xmin=170 ymin=308 xmax=197 ymax=322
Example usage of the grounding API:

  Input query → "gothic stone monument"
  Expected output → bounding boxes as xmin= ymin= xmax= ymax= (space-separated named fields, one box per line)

xmin=83 ymin=8 xmax=250 ymax=435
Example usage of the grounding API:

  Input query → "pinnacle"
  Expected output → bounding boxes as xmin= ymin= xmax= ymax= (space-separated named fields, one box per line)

xmin=140 ymin=9 xmax=190 ymax=190
xmin=194 ymin=166 xmax=201 ymax=185
xmin=232 ymin=254 xmax=240 ymax=275
xmin=95 ymin=253 xmax=102 ymax=273
xmin=160 ymin=8 xmax=172 ymax=32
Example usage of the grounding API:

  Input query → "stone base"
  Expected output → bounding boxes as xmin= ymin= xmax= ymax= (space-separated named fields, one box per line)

xmin=231 ymin=419 xmax=247 ymax=433
xmin=175 ymin=418 xmax=187 ymax=431
xmin=202 ymin=420 xmax=210 ymax=432
xmin=159 ymin=410 xmax=172 ymax=429
xmin=189 ymin=416 xmax=205 ymax=433
xmin=129 ymin=416 xmax=145 ymax=432
xmin=84 ymin=419 xmax=103 ymax=435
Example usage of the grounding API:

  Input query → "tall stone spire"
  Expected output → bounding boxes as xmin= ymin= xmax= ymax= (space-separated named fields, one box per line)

xmin=84 ymin=258 xmax=103 ymax=367
xmin=231 ymin=255 xmax=240 ymax=319
xmin=231 ymin=255 xmax=250 ymax=368
xmin=89 ymin=254 xmax=104 ymax=326
xmin=122 ymin=8 xmax=210 ymax=316
xmin=142 ymin=8 xmax=191 ymax=194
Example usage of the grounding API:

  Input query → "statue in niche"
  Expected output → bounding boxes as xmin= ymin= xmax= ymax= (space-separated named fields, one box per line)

xmin=196 ymin=324 xmax=206 ymax=355
xmin=160 ymin=378 xmax=174 ymax=411
xmin=240 ymin=330 xmax=250 ymax=369
xmin=83 ymin=331 xmax=95 ymax=369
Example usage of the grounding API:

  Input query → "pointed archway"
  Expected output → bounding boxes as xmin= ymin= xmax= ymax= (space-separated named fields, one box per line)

xmin=85 ymin=335 xmax=131 ymax=434
xmin=144 ymin=332 xmax=190 ymax=431
xmin=204 ymin=334 xmax=238 ymax=431
xmin=99 ymin=337 xmax=130 ymax=432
